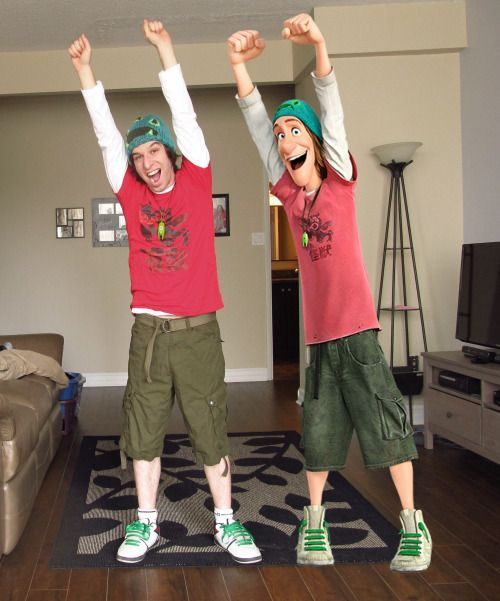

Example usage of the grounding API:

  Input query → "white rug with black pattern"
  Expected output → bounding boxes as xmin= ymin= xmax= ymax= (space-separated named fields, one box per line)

xmin=50 ymin=431 xmax=398 ymax=568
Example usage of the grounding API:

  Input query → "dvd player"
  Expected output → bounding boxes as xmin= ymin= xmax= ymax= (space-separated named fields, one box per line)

xmin=438 ymin=370 xmax=481 ymax=395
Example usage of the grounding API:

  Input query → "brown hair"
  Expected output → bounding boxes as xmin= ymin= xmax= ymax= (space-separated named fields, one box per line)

xmin=305 ymin=124 xmax=327 ymax=180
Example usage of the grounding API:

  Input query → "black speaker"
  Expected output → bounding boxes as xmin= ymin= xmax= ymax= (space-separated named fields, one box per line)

xmin=392 ymin=370 xmax=424 ymax=396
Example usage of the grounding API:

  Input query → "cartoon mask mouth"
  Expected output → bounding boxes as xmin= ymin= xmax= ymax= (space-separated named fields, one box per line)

xmin=289 ymin=151 xmax=307 ymax=171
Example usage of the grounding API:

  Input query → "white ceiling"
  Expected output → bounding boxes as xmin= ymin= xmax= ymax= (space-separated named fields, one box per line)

xmin=1 ymin=0 xmax=451 ymax=53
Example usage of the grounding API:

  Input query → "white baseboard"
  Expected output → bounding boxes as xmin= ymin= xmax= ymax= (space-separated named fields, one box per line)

xmin=83 ymin=368 xmax=271 ymax=388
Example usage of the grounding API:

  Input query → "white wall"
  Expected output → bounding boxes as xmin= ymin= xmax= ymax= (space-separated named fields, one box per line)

xmin=461 ymin=0 xmax=500 ymax=244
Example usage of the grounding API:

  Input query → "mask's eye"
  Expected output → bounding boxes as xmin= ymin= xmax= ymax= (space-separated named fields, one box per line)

xmin=291 ymin=127 xmax=301 ymax=136
xmin=277 ymin=132 xmax=285 ymax=141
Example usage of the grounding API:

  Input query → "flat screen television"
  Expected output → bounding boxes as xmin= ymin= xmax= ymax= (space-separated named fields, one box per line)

xmin=456 ymin=241 xmax=500 ymax=350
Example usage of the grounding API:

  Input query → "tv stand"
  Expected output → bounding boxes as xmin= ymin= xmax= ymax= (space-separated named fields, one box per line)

xmin=422 ymin=351 xmax=500 ymax=464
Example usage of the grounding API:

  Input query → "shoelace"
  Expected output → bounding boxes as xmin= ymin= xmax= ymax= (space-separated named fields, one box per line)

xmin=397 ymin=523 xmax=429 ymax=557
xmin=300 ymin=520 xmax=330 ymax=552
xmin=124 ymin=521 xmax=153 ymax=547
xmin=219 ymin=521 xmax=255 ymax=547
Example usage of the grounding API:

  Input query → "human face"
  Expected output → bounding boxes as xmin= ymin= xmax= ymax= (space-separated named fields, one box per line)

xmin=131 ymin=141 xmax=175 ymax=193
xmin=273 ymin=116 xmax=322 ymax=191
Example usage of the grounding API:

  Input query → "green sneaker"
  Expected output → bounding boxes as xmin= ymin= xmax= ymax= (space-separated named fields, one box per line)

xmin=214 ymin=520 xmax=262 ymax=564
xmin=390 ymin=509 xmax=432 ymax=572
xmin=116 ymin=520 xmax=159 ymax=563
xmin=296 ymin=505 xmax=334 ymax=566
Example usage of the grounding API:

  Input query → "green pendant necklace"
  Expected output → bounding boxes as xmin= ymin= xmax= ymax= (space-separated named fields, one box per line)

xmin=157 ymin=208 xmax=166 ymax=241
xmin=301 ymin=185 xmax=321 ymax=248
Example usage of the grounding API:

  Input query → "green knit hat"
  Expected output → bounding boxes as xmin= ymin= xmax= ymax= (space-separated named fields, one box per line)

xmin=126 ymin=114 xmax=176 ymax=158
xmin=273 ymin=99 xmax=323 ymax=143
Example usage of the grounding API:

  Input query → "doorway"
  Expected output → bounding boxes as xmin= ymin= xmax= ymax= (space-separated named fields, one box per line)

xmin=270 ymin=203 xmax=300 ymax=382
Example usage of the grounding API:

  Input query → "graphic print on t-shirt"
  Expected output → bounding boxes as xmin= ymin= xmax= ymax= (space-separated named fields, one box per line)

xmin=139 ymin=202 xmax=189 ymax=272
xmin=298 ymin=210 xmax=334 ymax=263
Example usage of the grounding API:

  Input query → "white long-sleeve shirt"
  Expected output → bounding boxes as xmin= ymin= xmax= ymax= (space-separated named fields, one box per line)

xmin=81 ymin=63 xmax=209 ymax=194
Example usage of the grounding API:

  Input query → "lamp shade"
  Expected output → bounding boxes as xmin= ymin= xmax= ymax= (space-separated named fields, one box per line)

xmin=371 ymin=142 xmax=422 ymax=164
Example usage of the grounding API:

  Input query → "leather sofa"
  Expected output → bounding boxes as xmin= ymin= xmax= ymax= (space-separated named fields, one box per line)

xmin=0 ymin=333 xmax=65 ymax=557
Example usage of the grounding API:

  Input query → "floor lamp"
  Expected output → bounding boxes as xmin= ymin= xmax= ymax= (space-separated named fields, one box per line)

xmin=371 ymin=142 xmax=428 ymax=424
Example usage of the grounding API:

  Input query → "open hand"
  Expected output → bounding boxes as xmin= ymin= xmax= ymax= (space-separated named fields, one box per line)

xmin=227 ymin=30 xmax=265 ymax=65
xmin=281 ymin=14 xmax=324 ymax=46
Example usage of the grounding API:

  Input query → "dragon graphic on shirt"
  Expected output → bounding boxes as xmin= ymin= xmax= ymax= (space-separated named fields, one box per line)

xmin=298 ymin=210 xmax=334 ymax=262
xmin=139 ymin=203 xmax=189 ymax=272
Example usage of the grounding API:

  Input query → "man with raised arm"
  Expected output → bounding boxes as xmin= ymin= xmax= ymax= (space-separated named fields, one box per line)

xmin=227 ymin=13 xmax=432 ymax=571
xmin=68 ymin=20 xmax=261 ymax=565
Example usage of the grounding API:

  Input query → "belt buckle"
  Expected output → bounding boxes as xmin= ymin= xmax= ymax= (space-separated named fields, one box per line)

xmin=161 ymin=319 xmax=173 ymax=334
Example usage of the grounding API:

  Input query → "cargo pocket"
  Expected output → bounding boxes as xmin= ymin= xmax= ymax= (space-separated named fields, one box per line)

xmin=376 ymin=391 xmax=413 ymax=440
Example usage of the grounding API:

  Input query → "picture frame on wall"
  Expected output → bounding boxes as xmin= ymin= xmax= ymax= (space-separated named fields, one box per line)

xmin=213 ymin=194 xmax=230 ymax=237
xmin=56 ymin=207 xmax=84 ymax=238
xmin=91 ymin=198 xmax=128 ymax=247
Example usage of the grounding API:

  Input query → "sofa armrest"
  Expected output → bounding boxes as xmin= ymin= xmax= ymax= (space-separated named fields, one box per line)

xmin=0 ymin=393 xmax=15 ymax=441
xmin=0 ymin=334 xmax=64 ymax=364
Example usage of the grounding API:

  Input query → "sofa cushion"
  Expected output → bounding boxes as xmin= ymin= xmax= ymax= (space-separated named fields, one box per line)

xmin=0 ymin=393 xmax=15 ymax=441
xmin=1 ymin=402 xmax=38 ymax=483
xmin=0 ymin=350 xmax=67 ymax=386
xmin=0 ymin=351 xmax=33 ymax=380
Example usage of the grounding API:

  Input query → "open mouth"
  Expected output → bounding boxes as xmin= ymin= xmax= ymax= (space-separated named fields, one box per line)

xmin=289 ymin=151 xmax=307 ymax=171
xmin=147 ymin=168 xmax=161 ymax=184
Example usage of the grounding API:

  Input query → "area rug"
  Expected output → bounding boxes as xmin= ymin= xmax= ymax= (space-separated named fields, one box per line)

xmin=50 ymin=431 xmax=399 ymax=568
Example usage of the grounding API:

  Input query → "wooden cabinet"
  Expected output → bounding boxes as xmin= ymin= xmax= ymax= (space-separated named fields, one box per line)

xmin=422 ymin=351 xmax=500 ymax=464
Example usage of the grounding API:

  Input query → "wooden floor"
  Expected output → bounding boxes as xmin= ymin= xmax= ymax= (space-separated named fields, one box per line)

xmin=1 ymin=378 xmax=500 ymax=601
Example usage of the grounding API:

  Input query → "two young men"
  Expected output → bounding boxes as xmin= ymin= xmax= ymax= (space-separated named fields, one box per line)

xmin=69 ymin=13 xmax=431 ymax=572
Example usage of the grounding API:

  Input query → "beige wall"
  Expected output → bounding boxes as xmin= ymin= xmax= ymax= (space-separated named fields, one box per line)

xmin=0 ymin=2 xmax=466 ymax=397
xmin=0 ymin=84 xmax=291 ymax=380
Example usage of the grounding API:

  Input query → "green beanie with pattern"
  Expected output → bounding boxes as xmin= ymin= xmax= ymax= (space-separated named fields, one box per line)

xmin=273 ymin=99 xmax=323 ymax=143
xmin=126 ymin=114 xmax=176 ymax=158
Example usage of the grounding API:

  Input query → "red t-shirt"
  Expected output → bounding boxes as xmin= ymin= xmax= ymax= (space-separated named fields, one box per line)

xmin=272 ymin=158 xmax=380 ymax=345
xmin=116 ymin=159 xmax=223 ymax=316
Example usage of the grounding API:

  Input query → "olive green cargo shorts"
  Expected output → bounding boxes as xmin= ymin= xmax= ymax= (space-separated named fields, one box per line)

xmin=119 ymin=313 xmax=229 ymax=466
xmin=302 ymin=329 xmax=418 ymax=471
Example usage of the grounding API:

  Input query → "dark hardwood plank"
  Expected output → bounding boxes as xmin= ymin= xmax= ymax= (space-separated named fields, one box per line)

xmin=431 ymin=582 xmax=489 ymax=601
xmin=374 ymin=563 xmax=444 ymax=601
xmin=107 ymin=568 xmax=147 ymax=601
xmin=183 ymin=567 xmax=230 ymax=601
xmin=146 ymin=568 xmax=188 ymax=601
xmin=335 ymin=565 xmax=398 ymax=601
xmin=421 ymin=548 xmax=467 ymax=585
xmin=26 ymin=591 xmax=68 ymax=601
xmin=221 ymin=566 xmax=271 ymax=601
xmin=67 ymin=568 xmax=108 ymax=601
xmin=436 ymin=545 xmax=500 ymax=601
xmin=259 ymin=566 xmax=314 ymax=601
xmin=298 ymin=566 xmax=358 ymax=601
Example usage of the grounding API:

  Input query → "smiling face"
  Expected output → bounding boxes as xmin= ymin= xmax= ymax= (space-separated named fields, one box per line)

xmin=273 ymin=117 xmax=322 ymax=192
xmin=131 ymin=141 xmax=175 ymax=193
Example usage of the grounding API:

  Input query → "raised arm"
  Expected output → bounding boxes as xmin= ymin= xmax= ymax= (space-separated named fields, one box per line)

xmin=282 ymin=14 xmax=352 ymax=181
xmin=67 ymin=34 xmax=96 ymax=89
xmin=227 ymin=30 xmax=284 ymax=185
xmin=144 ymin=19 xmax=209 ymax=168
xmin=67 ymin=35 xmax=127 ymax=192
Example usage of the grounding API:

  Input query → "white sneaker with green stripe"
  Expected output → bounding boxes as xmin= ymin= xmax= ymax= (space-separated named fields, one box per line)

xmin=214 ymin=520 xmax=262 ymax=564
xmin=296 ymin=505 xmax=334 ymax=566
xmin=116 ymin=520 xmax=159 ymax=563
xmin=390 ymin=508 xmax=432 ymax=572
